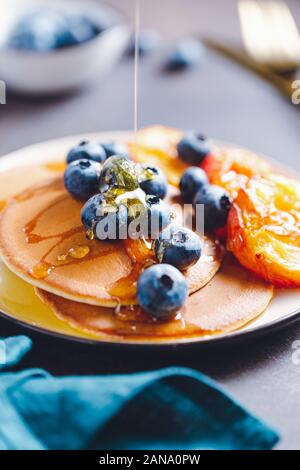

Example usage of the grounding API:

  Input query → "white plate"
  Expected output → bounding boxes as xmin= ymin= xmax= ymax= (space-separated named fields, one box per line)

xmin=0 ymin=132 xmax=299 ymax=348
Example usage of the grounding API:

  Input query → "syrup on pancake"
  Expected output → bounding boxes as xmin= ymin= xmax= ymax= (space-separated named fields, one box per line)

xmin=0 ymin=173 xmax=222 ymax=307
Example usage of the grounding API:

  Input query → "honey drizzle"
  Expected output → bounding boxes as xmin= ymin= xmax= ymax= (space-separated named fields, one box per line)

xmin=0 ymin=200 xmax=7 ymax=212
xmin=23 ymin=194 xmax=72 ymax=244
xmin=57 ymin=245 xmax=90 ymax=262
xmin=19 ymin=183 xmax=118 ymax=280
xmin=108 ymin=238 xmax=155 ymax=304
xmin=44 ymin=162 xmax=66 ymax=173
xmin=19 ymin=178 xmax=154 ymax=304
xmin=27 ymin=217 xmax=118 ymax=280
xmin=15 ymin=177 xmax=63 ymax=203
xmin=108 ymin=263 xmax=144 ymax=302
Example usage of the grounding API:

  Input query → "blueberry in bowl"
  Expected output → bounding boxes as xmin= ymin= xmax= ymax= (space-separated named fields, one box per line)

xmin=7 ymin=10 xmax=63 ymax=52
xmin=137 ymin=264 xmax=188 ymax=320
xmin=138 ymin=164 xmax=168 ymax=199
xmin=179 ymin=167 xmax=208 ymax=203
xmin=64 ymin=159 xmax=102 ymax=201
xmin=55 ymin=12 xmax=103 ymax=49
xmin=194 ymin=185 xmax=232 ymax=232
xmin=154 ymin=225 xmax=201 ymax=271
xmin=67 ymin=141 xmax=107 ymax=164
xmin=177 ymin=132 xmax=212 ymax=165
xmin=7 ymin=9 xmax=103 ymax=52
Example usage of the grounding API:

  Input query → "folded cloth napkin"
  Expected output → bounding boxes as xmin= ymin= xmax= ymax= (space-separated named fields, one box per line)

xmin=0 ymin=335 xmax=279 ymax=450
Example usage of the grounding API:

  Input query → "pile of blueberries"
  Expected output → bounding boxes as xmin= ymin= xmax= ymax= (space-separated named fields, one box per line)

xmin=178 ymin=133 xmax=232 ymax=231
xmin=64 ymin=141 xmax=172 ymax=242
xmin=64 ymin=132 xmax=231 ymax=320
xmin=8 ymin=9 xmax=102 ymax=52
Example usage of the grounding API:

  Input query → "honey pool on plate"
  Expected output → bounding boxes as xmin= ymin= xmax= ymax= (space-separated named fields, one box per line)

xmin=0 ymin=261 xmax=95 ymax=339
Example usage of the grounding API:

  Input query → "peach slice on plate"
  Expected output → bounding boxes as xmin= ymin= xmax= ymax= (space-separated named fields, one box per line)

xmin=201 ymin=146 xmax=271 ymax=199
xmin=227 ymin=174 xmax=300 ymax=287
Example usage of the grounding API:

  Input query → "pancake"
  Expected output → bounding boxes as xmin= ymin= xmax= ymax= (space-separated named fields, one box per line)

xmin=36 ymin=255 xmax=273 ymax=342
xmin=0 ymin=172 xmax=222 ymax=307
xmin=0 ymin=162 xmax=65 ymax=211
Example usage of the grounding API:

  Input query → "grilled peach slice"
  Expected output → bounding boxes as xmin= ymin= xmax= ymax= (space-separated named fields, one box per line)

xmin=201 ymin=146 xmax=271 ymax=199
xmin=128 ymin=125 xmax=187 ymax=187
xmin=227 ymin=174 xmax=300 ymax=287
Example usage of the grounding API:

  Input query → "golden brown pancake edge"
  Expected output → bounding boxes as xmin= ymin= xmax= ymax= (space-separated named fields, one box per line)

xmin=36 ymin=255 xmax=273 ymax=343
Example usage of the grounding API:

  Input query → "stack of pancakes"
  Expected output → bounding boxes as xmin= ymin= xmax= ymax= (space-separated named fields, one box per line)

xmin=0 ymin=155 xmax=273 ymax=343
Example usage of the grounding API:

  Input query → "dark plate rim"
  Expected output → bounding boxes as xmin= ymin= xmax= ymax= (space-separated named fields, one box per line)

xmin=1 ymin=306 xmax=300 ymax=350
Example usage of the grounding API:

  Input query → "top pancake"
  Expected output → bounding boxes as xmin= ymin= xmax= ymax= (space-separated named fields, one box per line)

xmin=0 ymin=171 xmax=222 ymax=307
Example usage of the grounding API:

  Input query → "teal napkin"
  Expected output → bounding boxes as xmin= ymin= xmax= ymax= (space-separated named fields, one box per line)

xmin=0 ymin=335 xmax=279 ymax=450
xmin=0 ymin=335 xmax=32 ymax=370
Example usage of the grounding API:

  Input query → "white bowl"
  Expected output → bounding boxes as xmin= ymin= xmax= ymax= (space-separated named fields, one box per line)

xmin=0 ymin=0 xmax=130 ymax=95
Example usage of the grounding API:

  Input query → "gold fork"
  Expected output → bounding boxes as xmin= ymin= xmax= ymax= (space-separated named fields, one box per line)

xmin=202 ymin=0 xmax=300 ymax=104
xmin=238 ymin=0 xmax=300 ymax=73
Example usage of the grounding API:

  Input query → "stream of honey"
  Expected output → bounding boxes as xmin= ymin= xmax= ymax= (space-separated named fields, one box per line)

xmin=134 ymin=0 xmax=140 ymax=135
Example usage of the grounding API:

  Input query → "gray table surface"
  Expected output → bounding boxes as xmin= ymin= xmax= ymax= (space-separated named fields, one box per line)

xmin=1 ymin=0 xmax=300 ymax=450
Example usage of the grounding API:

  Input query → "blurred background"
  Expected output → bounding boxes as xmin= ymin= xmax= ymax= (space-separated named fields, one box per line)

xmin=1 ymin=0 xmax=300 ymax=174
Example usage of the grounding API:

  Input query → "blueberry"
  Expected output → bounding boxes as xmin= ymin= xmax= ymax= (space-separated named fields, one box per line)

xmin=179 ymin=167 xmax=208 ymax=202
xmin=8 ymin=11 xmax=63 ymax=51
xmin=101 ymin=142 xmax=130 ymax=160
xmin=127 ymin=29 xmax=160 ymax=56
xmin=145 ymin=195 xmax=172 ymax=239
xmin=177 ymin=132 xmax=211 ymax=165
xmin=64 ymin=159 xmax=101 ymax=201
xmin=67 ymin=141 xmax=106 ymax=165
xmin=194 ymin=185 xmax=232 ymax=231
xmin=166 ymin=38 xmax=205 ymax=70
xmin=138 ymin=164 xmax=168 ymax=199
xmin=154 ymin=226 xmax=201 ymax=271
xmin=94 ymin=204 xmax=128 ymax=241
xmin=56 ymin=14 xmax=101 ymax=48
xmin=137 ymin=264 xmax=188 ymax=319
xmin=8 ymin=11 xmax=101 ymax=52
xmin=9 ymin=31 xmax=56 ymax=51
xmin=81 ymin=193 xmax=104 ymax=232
xmin=99 ymin=155 xmax=139 ymax=194
xmin=127 ymin=195 xmax=171 ymax=240
xmin=81 ymin=193 xmax=128 ymax=240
